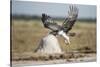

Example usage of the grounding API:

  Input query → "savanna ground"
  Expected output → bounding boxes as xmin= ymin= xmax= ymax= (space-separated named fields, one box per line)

xmin=11 ymin=19 xmax=96 ymax=66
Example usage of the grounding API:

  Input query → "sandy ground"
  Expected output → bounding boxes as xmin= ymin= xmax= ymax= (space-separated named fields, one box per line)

xmin=12 ymin=53 xmax=96 ymax=67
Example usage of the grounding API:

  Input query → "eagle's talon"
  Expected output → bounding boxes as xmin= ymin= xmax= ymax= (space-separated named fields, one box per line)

xmin=65 ymin=40 xmax=70 ymax=45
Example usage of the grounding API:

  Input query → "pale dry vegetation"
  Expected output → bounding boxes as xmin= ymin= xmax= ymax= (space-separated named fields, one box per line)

xmin=11 ymin=19 xmax=96 ymax=61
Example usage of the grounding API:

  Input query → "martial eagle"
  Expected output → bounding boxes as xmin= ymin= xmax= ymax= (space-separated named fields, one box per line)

xmin=41 ymin=5 xmax=78 ymax=45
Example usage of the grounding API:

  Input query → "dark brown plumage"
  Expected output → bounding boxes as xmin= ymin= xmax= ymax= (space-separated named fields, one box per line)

xmin=41 ymin=5 xmax=78 ymax=35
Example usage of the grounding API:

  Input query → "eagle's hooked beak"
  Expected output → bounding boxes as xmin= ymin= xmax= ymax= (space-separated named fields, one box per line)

xmin=58 ymin=30 xmax=70 ymax=45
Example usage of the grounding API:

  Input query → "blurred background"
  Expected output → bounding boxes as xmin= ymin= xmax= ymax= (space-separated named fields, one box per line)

xmin=11 ymin=0 xmax=96 ymax=58
xmin=11 ymin=0 xmax=96 ymax=21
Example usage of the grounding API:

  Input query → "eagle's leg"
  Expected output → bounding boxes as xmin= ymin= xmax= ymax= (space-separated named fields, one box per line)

xmin=58 ymin=30 xmax=70 ymax=45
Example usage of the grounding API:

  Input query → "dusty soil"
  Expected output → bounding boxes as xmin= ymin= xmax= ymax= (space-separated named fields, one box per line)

xmin=11 ymin=53 xmax=96 ymax=67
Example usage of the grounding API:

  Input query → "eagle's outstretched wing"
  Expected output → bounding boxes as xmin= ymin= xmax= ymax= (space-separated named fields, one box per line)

xmin=41 ymin=5 xmax=78 ymax=34
xmin=41 ymin=13 xmax=62 ymax=32
xmin=62 ymin=5 xmax=78 ymax=33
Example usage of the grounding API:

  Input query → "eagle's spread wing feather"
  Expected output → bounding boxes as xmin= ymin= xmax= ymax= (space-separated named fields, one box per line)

xmin=62 ymin=5 xmax=78 ymax=33
xmin=41 ymin=13 xmax=62 ymax=31
xmin=41 ymin=5 xmax=78 ymax=34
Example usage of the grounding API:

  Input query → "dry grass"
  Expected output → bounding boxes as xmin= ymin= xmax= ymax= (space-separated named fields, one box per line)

xmin=11 ymin=19 xmax=96 ymax=59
